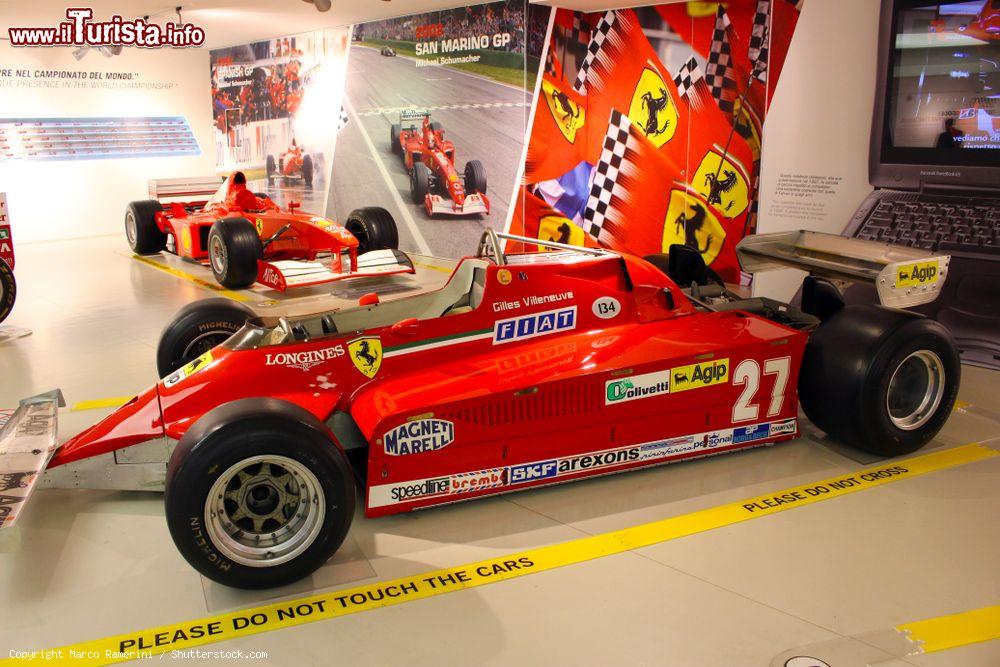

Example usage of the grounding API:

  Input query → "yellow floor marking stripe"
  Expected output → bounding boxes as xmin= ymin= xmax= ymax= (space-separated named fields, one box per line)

xmin=129 ymin=254 xmax=253 ymax=303
xmin=4 ymin=443 xmax=994 ymax=666
xmin=897 ymin=604 xmax=1000 ymax=654
xmin=70 ymin=396 xmax=133 ymax=412
xmin=413 ymin=259 xmax=454 ymax=275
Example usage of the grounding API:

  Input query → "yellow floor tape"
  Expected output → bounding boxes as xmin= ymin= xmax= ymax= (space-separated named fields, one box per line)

xmin=412 ymin=259 xmax=454 ymax=275
xmin=3 ymin=443 xmax=995 ymax=666
xmin=129 ymin=255 xmax=253 ymax=303
xmin=70 ymin=397 xmax=133 ymax=412
xmin=897 ymin=604 xmax=1000 ymax=654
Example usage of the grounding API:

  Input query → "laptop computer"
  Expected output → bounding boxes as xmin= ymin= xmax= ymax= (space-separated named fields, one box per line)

xmin=842 ymin=0 xmax=1000 ymax=369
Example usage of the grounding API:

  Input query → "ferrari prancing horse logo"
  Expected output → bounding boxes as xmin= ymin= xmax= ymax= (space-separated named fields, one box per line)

xmin=542 ymin=78 xmax=585 ymax=143
xmin=349 ymin=336 xmax=382 ymax=379
xmin=628 ymin=67 xmax=678 ymax=148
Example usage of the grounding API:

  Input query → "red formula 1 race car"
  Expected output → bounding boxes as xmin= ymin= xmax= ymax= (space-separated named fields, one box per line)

xmin=0 ymin=195 xmax=15 ymax=324
xmin=265 ymin=140 xmax=315 ymax=188
xmin=125 ymin=171 xmax=413 ymax=291
xmin=0 ymin=231 xmax=960 ymax=589
xmin=391 ymin=110 xmax=489 ymax=217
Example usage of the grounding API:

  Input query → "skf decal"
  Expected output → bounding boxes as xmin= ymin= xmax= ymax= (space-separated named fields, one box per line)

xmin=509 ymin=460 xmax=558 ymax=485
xmin=605 ymin=370 xmax=670 ymax=405
xmin=662 ymin=190 xmax=726 ymax=267
xmin=896 ymin=261 xmax=939 ymax=287
xmin=496 ymin=268 xmax=513 ymax=285
xmin=494 ymin=306 xmax=576 ymax=344
xmin=539 ymin=215 xmax=585 ymax=249
xmin=628 ymin=67 xmax=678 ymax=147
xmin=670 ymin=358 xmax=729 ymax=392
xmin=542 ymin=78 xmax=585 ymax=143
xmin=693 ymin=149 xmax=750 ymax=218
xmin=265 ymin=345 xmax=345 ymax=371
xmin=384 ymin=419 xmax=455 ymax=456
xmin=348 ymin=336 xmax=382 ymax=378
xmin=163 ymin=351 xmax=213 ymax=388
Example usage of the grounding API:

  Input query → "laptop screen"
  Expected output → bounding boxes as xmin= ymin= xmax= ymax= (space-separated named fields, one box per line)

xmin=881 ymin=0 xmax=1000 ymax=170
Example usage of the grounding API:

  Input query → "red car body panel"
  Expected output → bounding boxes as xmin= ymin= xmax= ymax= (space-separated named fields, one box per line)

xmin=49 ymin=250 xmax=807 ymax=518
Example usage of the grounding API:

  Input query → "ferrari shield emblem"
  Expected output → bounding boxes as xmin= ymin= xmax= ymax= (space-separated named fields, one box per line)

xmin=628 ymin=67 xmax=678 ymax=148
xmin=693 ymin=150 xmax=750 ymax=218
xmin=180 ymin=227 xmax=192 ymax=252
xmin=539 ymin=215 xmax=585 ymax=250
xmin=542 ymin=78 xmax=585 ymax=143
xmin=348 ymin=336 xmax=382 ymax=379
xmin=687 ymin=2 xmax=722 ymax=17
xmin=662 ymin=190 xmax=727 ymax=267
xmin=255 ymin=218 xmax=264 ymax=235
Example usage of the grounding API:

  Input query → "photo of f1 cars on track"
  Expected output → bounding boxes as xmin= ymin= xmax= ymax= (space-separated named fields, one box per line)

xmin=125 ymin=171 xmax=413 ymax=291
xmin=0 ymin=230 xmax=961 ymax=589
xmin=266 ymin=139 xmax=316 ymax=189
xmin=0 ymin=196 xmax=15 ymax=325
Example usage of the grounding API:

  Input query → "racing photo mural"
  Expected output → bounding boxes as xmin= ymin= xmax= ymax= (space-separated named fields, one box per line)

xmin=211 ymin=27 xmax=351 ymax=212
xmin=328 ymin=1 xmax=551 ymax=258
xmin=509 ymin=1 xmax=801 ymax=284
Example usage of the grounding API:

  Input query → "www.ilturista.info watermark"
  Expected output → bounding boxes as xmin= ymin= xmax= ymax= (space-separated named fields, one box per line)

xmin=8 ymin=8 xmax=205 ymax=48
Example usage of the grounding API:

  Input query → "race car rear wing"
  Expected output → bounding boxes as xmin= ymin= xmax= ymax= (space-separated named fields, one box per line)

xmin=148 ymin=176 xmax=222 ymax=201
xmin=399 ymin=108 xmax=430 ymax=123
xmin=0 ymin=390 xmax=64 ymax=529
xmin=736 ymin=230 xmax=950 ymax=308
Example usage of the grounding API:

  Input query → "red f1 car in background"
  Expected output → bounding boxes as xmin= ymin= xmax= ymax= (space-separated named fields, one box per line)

xmin=1 ymin=230 xmax=960 ymax=589
xmin=125 ymin=171 xmax=413 ymax=291
xmin=390 ymin=109 xmax=490 ymax=217
xmin=265 ymin=140 xmax=315 ymax=188
xmin=0 ymin=194 xmax=15 ymax=324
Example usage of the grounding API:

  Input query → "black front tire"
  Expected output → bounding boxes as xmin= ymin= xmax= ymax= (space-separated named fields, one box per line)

xmin=265 ymin=154 xmax=275 ymax=179
xmin=411 ymin=162 xmax=431 ymax=205
xmin=156 ymin=298 xmax=254 ymax=377
xmin=0 ymin=258 xmax=15 ymax=325
xmin=464 ymin=159 xmax=487 ymax=194
xmin=165 ymin=403 xmax=356 ymax=589
xmin=125 ymin=200 xmax=166 ymax=255
xmin=345 ymin=207 xmax=399 ymax=253
xmin=799 ymin=305 xmax=960 ymax=457
xmin=207 ymin=217 xmax=262 ymax=290
xmin=390 ymin=123 xmax=402 ymax=155
xmin=302 ymin=154 xmax=314 ymax=188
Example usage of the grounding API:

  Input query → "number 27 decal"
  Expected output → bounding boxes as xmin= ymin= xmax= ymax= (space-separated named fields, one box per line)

xmin=732 ymin=357 xmax=791 ymax=422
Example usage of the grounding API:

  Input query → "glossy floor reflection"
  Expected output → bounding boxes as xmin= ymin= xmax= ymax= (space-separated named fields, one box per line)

xmin=0 ymin=235 xmax=998 ymax=666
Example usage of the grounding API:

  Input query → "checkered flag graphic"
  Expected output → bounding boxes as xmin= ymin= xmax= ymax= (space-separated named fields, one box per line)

xmin=673 ymin=56 xmax=704 ymax=99
xmin=704 ymin=4 xmax=735 ymax=114
xmin=573 ymin=10 xmax=616 ymax=94
xmin=337 ymin=105 xmax=349 ymax=131
xmin=749 ymin=0 xmax=771 ymax=83
xmin=584 ymin=110 xmax=631 ymax=237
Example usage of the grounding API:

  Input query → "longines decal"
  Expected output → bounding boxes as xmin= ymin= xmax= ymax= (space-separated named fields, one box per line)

xmin=264 ymin=346 xmax=345 ymax=372
xmin=384 ymin=419 xmax=455 ymax=456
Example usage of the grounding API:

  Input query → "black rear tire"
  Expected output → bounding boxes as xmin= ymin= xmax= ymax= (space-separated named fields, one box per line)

xmin=411 ymin=162 xmax=431 ymax=205
xmin=345 ymin=207 xmax=399 ymax=253
xmin=125 ymin=200 xmax=166 ymax=255
xmin=156 ymin=298 xmax=254 ymax=377
xmin=165 ymin=403 xmax=356 ymax=589
xmin=390 ymin=124 xmax=401 ymax=155
xmin=265 ymin=154 xmax=275 ymax=179
xmin=464 ymin=159 xmax=487 ymax=194
xmin=207 ymin=217 xmax=262 ymax=290
xmin=430 ymin=121 xmax=443 ymax=133
xmin=302 ymin=154 xmax=314 ymax=188
xmin=0 ymin=258 xmax=15 ymax=325
xmin=799 ymin=305 xmax=960 ymax=457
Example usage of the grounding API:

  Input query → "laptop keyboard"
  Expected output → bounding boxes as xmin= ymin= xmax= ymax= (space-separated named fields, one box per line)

xmin=856 ymin=196 xmax=1000 ymax=255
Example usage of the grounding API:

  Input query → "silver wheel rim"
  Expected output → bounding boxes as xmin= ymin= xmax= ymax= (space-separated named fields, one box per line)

xmin=209 ymin=235 xmax=227 ymax=275
xmin=205 ymin=455 xmax=325 ymax=568
xmin=125 ymin=212 xmax=137 ymax=246
xmin=886 ymin=350 xmax=946 ymax=431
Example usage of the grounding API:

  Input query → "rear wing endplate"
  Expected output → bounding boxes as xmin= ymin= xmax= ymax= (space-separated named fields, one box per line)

xmin=737 ymin=230 xmax=950 ymax=309
xmin=0 ymin=390 xmax=64 ymax=529
xmin=148 ymin=176 xmax=222 ymax=200
xmin=399 ymin=108 xmax=430 ymax=123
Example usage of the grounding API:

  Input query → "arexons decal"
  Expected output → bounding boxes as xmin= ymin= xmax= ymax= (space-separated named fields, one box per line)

xmin=494 ymin=306 xmax=576 ymax=344
xmin=384 ymin=419 xmax=455 ymax=456
xmin=265 ymin=346 xmax=345 ymax=372
xmin=605 ymin=370 xmax=670 ymax=405
xmin=558 ymin=447 xmax=640 ymax=474
xmin=671 ymin=358 xmax=729 ymax=392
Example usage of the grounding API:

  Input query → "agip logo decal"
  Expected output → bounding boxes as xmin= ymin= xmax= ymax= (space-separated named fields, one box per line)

xmin=628 ymin=68 xmax=678 ymax=148
xmin=896 ymin=261 xmax=939 ymax=287
xmin=384 ymin=419 xmax=455 ymax=456
xmin=693 ymin=150 xmax=750 ymax=218
xmin=670 ymin=358 xmax=729 ymax=392
xmin=348 ymin=336 xmax=382 ymax=378
xmin=542 ymin=78 xmax=585 ymax=143
xmin=662 ymin=190 xmax=727 ymax=267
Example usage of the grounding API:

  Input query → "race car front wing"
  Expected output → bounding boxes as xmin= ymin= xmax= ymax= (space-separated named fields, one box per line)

xmin=257 ymin=248 xmax=416 ymax=291
xmin=426 ymin=193 xmax=490 ymax=217
xmin=0 ymin=390 xmax=63 ymax=528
